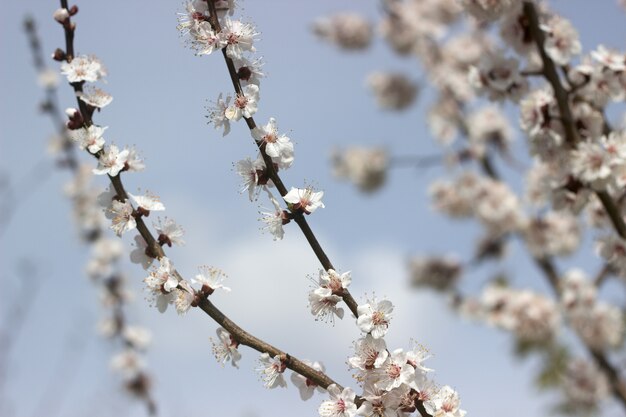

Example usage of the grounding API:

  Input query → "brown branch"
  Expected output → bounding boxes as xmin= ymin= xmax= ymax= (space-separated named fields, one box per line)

xmin=198 ymin=298 xmax=343 ymax=389
xmin=204 ymin=0 xmax=360 ymax=318
xmin=52 ymin=3 xmax=368 ymax=408
xmin=522 ymin=2 xmax=578 ymax=146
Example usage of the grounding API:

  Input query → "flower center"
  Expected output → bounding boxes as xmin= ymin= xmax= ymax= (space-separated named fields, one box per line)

xmin=372 ymin=311 xmax=387 ymax=326
xmin=235 ymin=95 xmax=248 ymax=109
xmin=388 ymin=363 xmax=402 ymax=379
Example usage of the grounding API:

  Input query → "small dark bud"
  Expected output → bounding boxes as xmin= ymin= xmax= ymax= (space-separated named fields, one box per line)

xmin=69 ymin=5 xmax=79 ymax=15
xmin=52 ymin=48 xmax=66 ymax=61
xmin=135 ymin=207 xmax=150 ymax=218
xmin=237 ymin=66 xmax=252 ymax=81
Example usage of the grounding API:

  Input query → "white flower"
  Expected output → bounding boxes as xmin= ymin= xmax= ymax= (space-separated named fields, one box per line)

xmin=128 ymin=192 xmax=165 ymax=212
xmin=211 ymin=327 xmax=242 ymax=368
xmin=154 ymin=217 xmax=185 ymax=246
xmin=563 ymin=359 xmax=610 ymax=409
xmin=110 ymin=349 xmax=144 ymax=380
xmin=130 ymin=235 xmax=154 ymax=270
xmin=570 ymin=140 xmax=613 ymax=189
xmin=357 ymin=297 xmax=393 ymax=339
xmin=308 ymin=288 xmax=344 ymax=323
xmin=37 ymin=68 xmax=59 ymax=89
xmin=312 ymin=13 xmax=373 ymax=51
xmin=123 ymin=326 xmax=152 ymax=350
xmin=192 ymin=21 xmax=226 ymax=56
xmin=109 ymin=200 xmax=136 ymax=236
xmin=206 ymin=93 xmax=231 ymax=136
xmin=174 ymin=284 xmax=194 ymax=315
xmin=177 ymin=1 xmax=208 ymax=36
xmin=284 ymin=187 xmax=325 ymax=214
xmin=367 ymin=72 xmax=418 ymax=111
xmin=222 ymin=18 xmax=259 ymax=59
xmin=348 ymin=335 xmax=388 ymax=373
xmin=332 ymin=147 xmax=388 ymax=193
xmin=596 ymin=234 xmax=626 ymax=272
xmin=356 ymin=380 xmax=405 ymax=417
xmin=193 ymin=266 xmax=230 ymax=293
xmin=374 ymin=349 xmax=415 ymax=392
xmin=252 ymin=118 xmax=294 ymax=169
xmin=143 ymin=257 xmax=179 ymax=313
xmin=591 ymin=45 xmax=626 ymax=72
xmin=125 ymin=147 xmax=145 ymax=172
xmin=93 ymin=144 xmax=129 ymax=176
xmin=232 ymin=56 xmax=265 ymax=85
xmin=77 ymin=87 xmax=113 ymax=109
xmin=256 ymin=353 xmax=287 ymax=389
xmin=406 ymin=342 xmax=433 ymax=375
xmin=409 ymin=255 xmax=461 ymax=292
xmin=225 ymin=84 xmax=259 ymax=121
xmin=69 ymin=125 xmax=106 ymax=154
xmin=466 ymin=106 xmax=513 ymax=156
xmin=97 ymin=186 xmax=117 ymax=211
xmin=460 ymin=0 xmax=514 ymax=21
xmin=318 ymin=269 xmax=351 ymax=295
xmin=290 ymin=361 xmax=326 ymax=400
xmin=60 ymin=55 xmax=107 ymax=83
xmin=259 ymin=192 xmax=287 ymax=240
xmin=318 ymin=384 xmax=357 ymax=417
xmin=236 ymin=157 xmax=265 ymax=201
xmin=542 ymin=16 xmax=581 ymax=66
xmin=468 ymin=52 xmax=528 ymax=102
xmin=423 ymin=385 xmax=466 ymax=417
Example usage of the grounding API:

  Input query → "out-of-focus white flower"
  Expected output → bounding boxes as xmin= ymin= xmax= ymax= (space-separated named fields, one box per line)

xmin=367 ymin=72 xmax=419 ymax=110
xmin=409 ymin=255 xmax=461 ymax=292
xmin=110 ymin=349 xmax=144 ymax=380
xmin=542 ymin=16 xmax=581 ymax=65
xmin=469 ymin=52 xmax=528 ymax=102
xmin=332 ymin=147 xmax=388 ymax=193
xmin=313 ymin=13 xmax=372 ymax=50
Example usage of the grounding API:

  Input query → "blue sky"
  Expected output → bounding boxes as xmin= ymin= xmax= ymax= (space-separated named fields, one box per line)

xmin=2 ymin=1 xmax=626 ymax=416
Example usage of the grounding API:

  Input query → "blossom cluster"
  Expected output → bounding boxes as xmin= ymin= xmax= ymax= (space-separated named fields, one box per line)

xmin=314 ymin=0 xmax=626 ymax=412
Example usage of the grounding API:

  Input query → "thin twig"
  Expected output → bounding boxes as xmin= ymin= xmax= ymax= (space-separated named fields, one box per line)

xmin=54 ymin=1 xmax=359 ymax=404
xmin=205 ymin=0 xmax=362 ymax=317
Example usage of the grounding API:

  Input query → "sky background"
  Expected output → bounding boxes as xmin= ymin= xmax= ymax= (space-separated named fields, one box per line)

xmin=2 ymin=1 xmax=626 ymax=417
